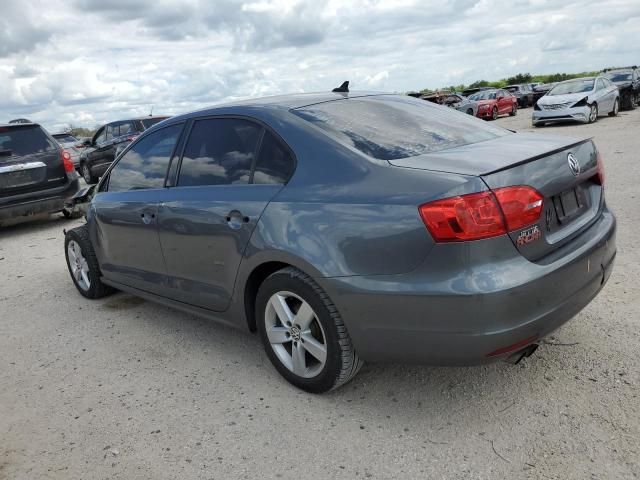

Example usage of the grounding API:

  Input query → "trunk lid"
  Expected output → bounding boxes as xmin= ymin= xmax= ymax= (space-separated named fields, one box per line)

xmin=0 ymin=125 xmax=67 ymax=197
xmin=389 ymin=133 xmax=602 ymax=260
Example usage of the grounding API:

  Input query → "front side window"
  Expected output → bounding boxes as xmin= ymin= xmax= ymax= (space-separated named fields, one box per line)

xmin=94 ymin=127 xmax=107 ymax=145
xmin=108 ymin=123 xmax=183 ymax=192
xmin=597 ymin=79 xmax=606 ymax=90
xmin=293 ymin=96 xmax=509 ymax=161
xmin=253 ymin=131 xmax=295 ymax=185
xmin=177 ymin=118 xmax=261 ymax=187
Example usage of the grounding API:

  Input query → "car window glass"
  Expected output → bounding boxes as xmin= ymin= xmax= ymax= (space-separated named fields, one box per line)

xmin=94 ymin=127 xmax=106 ymax=144
xmin=294 ymin=96 xmax=509 ymax=161
xmin=0 ymin=126 xmax=57 ymax=156
xmin=253 ymin=131 xmax=295 ymax=185
xmin=120 ymin=121 xmax=135 ymax=135
xmin=108 ymin=123 xmax=183 ymax=192
xmin=178 ymin=118 xmax=261 ymax=187
xmin=597 ymin=79 xmax=605 ymax=90
xmin=107 ymin=123 xmax=120 ymax=139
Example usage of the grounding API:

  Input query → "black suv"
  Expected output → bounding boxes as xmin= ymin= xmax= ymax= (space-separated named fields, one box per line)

xmin=602 ymin=67 xmax=640 ymax=109
xmin=79 ymin=116 xmax=168 ymax=183
xmin=0 ymin=122 xmax=80 ymax=225
xmin=505 ymin=84 xmax=535 ymax=107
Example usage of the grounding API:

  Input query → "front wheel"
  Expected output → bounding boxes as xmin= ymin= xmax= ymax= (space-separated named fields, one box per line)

xmin=466 ymin=108 xmax=474 ymax=115
xmin=491 ymin=107 xmax=498 ymax=120
xmin=588 ymin=104 xmax=598 ymax=123
xmin=65 ymin=226 xmax=113 ymax=299
xmin=509 ymin=104 xmax=517 ymax=116
xmin=608 ymin=98 xmax=619 ymax=117
xmin=256 ymin=267 xmax=363 ymax=393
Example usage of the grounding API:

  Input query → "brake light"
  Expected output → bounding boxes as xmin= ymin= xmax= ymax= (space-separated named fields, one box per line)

xmin=61 ymin=149 xmax=74 ymax=173
xmin=595 ymin=151 xmax=605 ymax=186
xmin=492 ymin=186 xmax=543 ymax=231
xmin=419 ymin=191 xmax=507 ymax=242
xmin=419 ymin=186 xmax=544 ymax=242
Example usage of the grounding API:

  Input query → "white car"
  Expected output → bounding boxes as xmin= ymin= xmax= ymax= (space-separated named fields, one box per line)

xmin=532 ymin=76 xmax=620 ymax=126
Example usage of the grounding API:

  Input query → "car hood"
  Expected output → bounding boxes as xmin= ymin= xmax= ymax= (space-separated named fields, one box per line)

xmin=387 ymin=132 xmax=588 ymax=176
xmin=538 ymin=92 xmax=590 ymax=104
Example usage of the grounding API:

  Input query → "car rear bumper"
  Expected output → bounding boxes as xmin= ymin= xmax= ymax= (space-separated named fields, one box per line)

xmin=532 ymin=106 xmax=590 ymax=124
xmin=0 ymin=177 xmax=80 ymax=221
xmin=317 ymin=209 xmax=616 ymax=364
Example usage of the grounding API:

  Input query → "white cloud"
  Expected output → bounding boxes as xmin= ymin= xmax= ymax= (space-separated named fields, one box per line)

xmin=0 ymin=0 xmax=639 ymax=133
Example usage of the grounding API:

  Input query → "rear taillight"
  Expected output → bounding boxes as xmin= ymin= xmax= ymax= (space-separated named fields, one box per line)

xmin=419 ymin=191 xmax=507 ymax=242
xmin=595 ymin=151 xmax=605 ymax=186
xmin=492 ymin=186 xmax=543 ymax=231
xmin=419 ymin=186 xmax=543 ymax=243
xmin=61 ymin=149 xmax=74 ymax=173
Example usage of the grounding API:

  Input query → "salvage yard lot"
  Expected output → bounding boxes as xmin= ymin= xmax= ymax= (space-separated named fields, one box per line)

xmin=1 ymin=109 xmax=639 ymax=479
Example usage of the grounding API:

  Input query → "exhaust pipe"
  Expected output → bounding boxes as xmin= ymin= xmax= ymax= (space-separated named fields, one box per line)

xmin=504 ymin=343 xmax=539 ymax=365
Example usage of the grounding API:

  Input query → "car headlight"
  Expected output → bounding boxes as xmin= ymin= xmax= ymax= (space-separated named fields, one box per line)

xmin=572 ymin=97 xmax=589 ymax=107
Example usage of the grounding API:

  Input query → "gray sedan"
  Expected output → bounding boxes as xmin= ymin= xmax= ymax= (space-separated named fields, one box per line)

xmin=64 ymin=91 xmax=616 ymax=392
xmin=532 ymin=76 xmax=620 ymax=126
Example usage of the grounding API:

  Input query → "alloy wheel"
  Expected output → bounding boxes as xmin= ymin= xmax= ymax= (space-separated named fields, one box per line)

xmin=589 ymin=105 xmax=598 ymax=123
xmin=82 ymin=165 xmax=92 ymax=183
xmin=67 ymin=240 xmax=91 ymax=291
xmin=492 ymin=107 xmax=498 ymax=120
xmin=264 ymin=291 xmax=327 ymax=378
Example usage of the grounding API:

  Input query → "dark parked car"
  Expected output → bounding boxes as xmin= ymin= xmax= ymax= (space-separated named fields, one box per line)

xmin=462 ymin=86 xmax=492 ymax=97
xmin=64 ymin=92 xmax=616 ymax=393
xmin=533 ymin=82 xmax=556 ymax=103
xmin=602 ymin=67 xmax=639 ymax=109
xmin=505 ymin=84 xmax=535 ymax=107
xmin=52 ymin=133 xmax=83 ymax=169
xmin=0 ymin=122 xmax=80 ymax=224
xmin=79 ymin=116 xmax=168 ymax=183
xmin=468 ymin=89 xmax=518 ymax=119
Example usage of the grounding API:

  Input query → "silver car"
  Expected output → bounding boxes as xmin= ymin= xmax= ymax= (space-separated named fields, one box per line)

xmin=532 ymin=76 xmax=620 ymax=126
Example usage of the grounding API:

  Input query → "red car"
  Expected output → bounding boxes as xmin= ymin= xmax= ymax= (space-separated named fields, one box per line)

xmin=468 ymin=89 xmax=518 ymax=120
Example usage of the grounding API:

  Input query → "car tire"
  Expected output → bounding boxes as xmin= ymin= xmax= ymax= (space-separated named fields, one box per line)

xmin=509 ymin=104 xmax=517 ymax=116
xmin=81 ymin=163 xmax=98 ymax=184
xmin=533 ymin=122 xmax=544 ymax=128
xmin=65 ymin=225 xmax=114 ymax=299
xmin=588 ymin=103 xmax=598 ymax=123
xmin=491 ymin=107 xmax=498 ymax=120
xmin=466 ymin=108 xmax=474 ymax=115
xmin=256 ymin=267 xmax=363 ymax=393
xmin=608 ymin=98 xmax=619 ymax=117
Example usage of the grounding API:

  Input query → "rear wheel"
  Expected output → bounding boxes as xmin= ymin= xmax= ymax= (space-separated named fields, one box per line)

xmin=608 ymin=98 xmax=619 ymax=117
xmin=256 ymin=267 xmax=363 ymax=393
xmin=81 ymin=163 xmax=97 ymax=184
xmin=491 ymin=107 xmax=498 ymax=120
xmin=65 ymin=226 xmax=113 ymax=299
xmin=588 ymin=104 xmax=598 ymax=123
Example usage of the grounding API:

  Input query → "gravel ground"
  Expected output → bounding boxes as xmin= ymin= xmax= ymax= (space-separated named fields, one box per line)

xmin=1 ymin=108 xmax=639 ymax=480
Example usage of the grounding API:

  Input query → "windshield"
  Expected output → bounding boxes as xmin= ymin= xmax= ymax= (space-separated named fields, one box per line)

xmin=604 ymin=72 xmax=632 ymax=82
xmin=0 ymin=126 xmax=57 ymax=157
xmin=141 ymin=117 xmax=169 ymax=129
xmin=293 ymin=96 xmax=509 ymax=161
xmin=549 ymin=80 xmax=594 ymax=95
xmin=468 ymin=91 xmax=497 ymax=100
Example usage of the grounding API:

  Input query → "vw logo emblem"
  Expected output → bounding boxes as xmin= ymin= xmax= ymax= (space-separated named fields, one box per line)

xmin=567 ymin=153 xmax=580 ymax=176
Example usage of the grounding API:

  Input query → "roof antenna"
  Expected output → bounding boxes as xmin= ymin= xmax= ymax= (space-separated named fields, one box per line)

xmin=149 ymin=105 xmax=154 ymax=117
xmin=332 ymin=81 xmax=349 ymax=93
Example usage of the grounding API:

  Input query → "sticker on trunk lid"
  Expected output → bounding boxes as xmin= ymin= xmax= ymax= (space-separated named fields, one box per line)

xmin=516 ymin=225 xmax=542 ymax=246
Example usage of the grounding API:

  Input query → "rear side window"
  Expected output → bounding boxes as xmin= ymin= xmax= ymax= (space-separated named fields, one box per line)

xmin=253 ymin=131 xmax=295 ymax=184
xmin=141 ymin=117 xmax=169 ymax=130
xmin=178 ymin=118 xmax=261 ymax=187
xmin=108 ymin=123 xmax=183 ymax=192
xmin=293 ymin=96 xmax=509 ymax=161
xmin=0 ymin=126 xmax=57 ymax=157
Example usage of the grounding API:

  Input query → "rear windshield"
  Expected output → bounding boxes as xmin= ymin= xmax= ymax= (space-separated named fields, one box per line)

xmin=469 ymin=90 xmax=499 ymax=100
xmin=141 ymin=117 xmax=169 ymax=130
xmin=604 ymin=72 xmax=632 ymax=82
xmin=549 ymin=80 xmax=594 ymax=95
xmin=53 ymin=134 xmax=77 ymax=143
xmin=292 ymin=96 xmax=509 ymax=161
xmin=0 ymin=125 xmax=57 ymax=157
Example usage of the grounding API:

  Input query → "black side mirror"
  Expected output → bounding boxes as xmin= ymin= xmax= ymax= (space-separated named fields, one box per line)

xmin=83 ymin=139 xmax=92 ymax=147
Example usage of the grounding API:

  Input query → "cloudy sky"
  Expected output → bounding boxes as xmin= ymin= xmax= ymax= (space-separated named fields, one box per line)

xmin=1 ymin=0 xmax=639 ymax=132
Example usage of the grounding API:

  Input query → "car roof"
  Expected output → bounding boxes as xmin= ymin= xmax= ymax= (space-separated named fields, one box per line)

xmin=0 ymin=122 xmax=40 ymax=128
xmin=166 ymin=91 xmax=389 ymax=123
xmin=559 ymin=77 xmax=596 ymax=83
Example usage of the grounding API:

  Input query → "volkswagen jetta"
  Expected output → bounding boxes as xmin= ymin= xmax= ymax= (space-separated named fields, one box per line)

xmin=64 ymin=91 xmax=616 ymax=392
